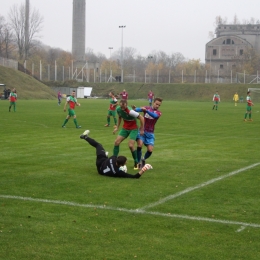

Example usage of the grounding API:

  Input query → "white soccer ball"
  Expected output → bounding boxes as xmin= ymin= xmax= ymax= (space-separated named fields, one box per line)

xmin=119 ymin=165 xmax=127 ymax=173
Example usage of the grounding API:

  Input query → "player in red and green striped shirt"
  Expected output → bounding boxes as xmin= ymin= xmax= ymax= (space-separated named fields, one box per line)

xmin=113 ymin=99 xmax=144 ymax=170
xmin=9 ymin=88 xmax=17 ymax=112
xmin=212 ymin=91 xmax=220 ymax=110
xmin=104 ymin=92 xmax=118 ymax=127
xmin=62 ymin=90 xmax=81 ymax=128
xmin=244 ymin=91 xmax=254 ymax=121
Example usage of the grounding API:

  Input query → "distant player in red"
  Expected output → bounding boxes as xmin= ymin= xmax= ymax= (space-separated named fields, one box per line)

xmin=148 ymin=90 xmax=154 ymax=107
xmin=120 ymin=89 xmax=128 ymax=100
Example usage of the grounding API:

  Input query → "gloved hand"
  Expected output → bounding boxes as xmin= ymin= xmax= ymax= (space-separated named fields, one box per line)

xmin=142 ymin=164 xmax=153 ymax=172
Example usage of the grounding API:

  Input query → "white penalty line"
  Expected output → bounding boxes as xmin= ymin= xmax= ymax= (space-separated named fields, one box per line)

xmin=0 ymin=195 xmax=260 ymax=229
xmin=236 ymin=226 xmax=246 ymax=232
xmin=138 ymin=163 xmax=260 ymax=211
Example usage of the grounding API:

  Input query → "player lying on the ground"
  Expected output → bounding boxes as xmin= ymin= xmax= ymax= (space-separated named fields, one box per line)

xmin=80 ymin=130 xmax=153 ymax=178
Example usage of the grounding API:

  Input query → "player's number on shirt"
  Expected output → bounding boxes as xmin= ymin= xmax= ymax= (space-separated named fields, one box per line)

xmin=103 ymin=166 xmax=111 ymax=174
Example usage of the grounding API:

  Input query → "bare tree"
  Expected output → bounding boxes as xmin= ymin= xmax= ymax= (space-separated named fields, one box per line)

xmin=0 ymin=15 xmax=5 ymax=56
xmin=214 ymin=16 xmax=227 ymax=27
xmin=2 ymin=24 xmax=15 ymax=59
xmin=0 ymin=15 xmax=15 ymax=58
xmin=85 ymin=48 xmax=99 ymax=63
xmin=233 ymin=14 xmax=240 ymax=24
xmin=8 ymin=3 xmax=43 ymax=61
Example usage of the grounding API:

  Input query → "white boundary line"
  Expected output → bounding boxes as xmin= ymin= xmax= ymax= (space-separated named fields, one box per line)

xmin=236 ymin=226 xmax=246 ymax=232
xmin=1 ymin=195 xmax=260 ymax=228
xmin=1 ymin=163 xmax=260 ymax=229
xmin=137 ymin=163 xmax=260 ymax=211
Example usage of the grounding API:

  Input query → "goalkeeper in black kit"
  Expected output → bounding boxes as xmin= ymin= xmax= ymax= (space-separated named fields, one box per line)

xmin=80 ymin=130 xmax=153 ymax=178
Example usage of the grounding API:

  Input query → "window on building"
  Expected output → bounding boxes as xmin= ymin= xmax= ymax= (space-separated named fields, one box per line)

xmin=220 ymin=64 xmax=224 ymax=69
xmin=232 ymin=64 xmax=236 ymax=68
xmin=232 ymin=40 xmax=234 ymax=44
xmin=222 ymin=40 xmax=226 ymax=44
xmin=226 ymin=39 xmax=231 ymax=44
xmin=213 ymin=49 xmax=217 ymax=55
xmin=240 ymin=49 xmax=243 ymax=55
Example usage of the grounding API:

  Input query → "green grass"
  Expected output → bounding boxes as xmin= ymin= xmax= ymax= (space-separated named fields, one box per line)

xmin=1 ymin=99 xmax=260 ymax=260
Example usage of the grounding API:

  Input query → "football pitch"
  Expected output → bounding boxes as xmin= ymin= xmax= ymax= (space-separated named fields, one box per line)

xmin=1 ymin=99 xmax=260 ymax=259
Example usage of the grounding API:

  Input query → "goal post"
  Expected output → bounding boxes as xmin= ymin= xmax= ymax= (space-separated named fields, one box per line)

xmin=248 ymin=88 xmax=260 ymax=103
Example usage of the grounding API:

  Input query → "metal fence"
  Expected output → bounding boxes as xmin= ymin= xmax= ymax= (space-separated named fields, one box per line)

xmin=29 ymin=66 xmax=243 ymax=84
xmin=2 ymin=57 xmax=260 ymax=84
xmin=0 ymin=57 xmax=18 ymax=70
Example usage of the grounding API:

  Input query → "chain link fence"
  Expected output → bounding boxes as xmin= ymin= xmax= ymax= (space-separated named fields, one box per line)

xmin=2 ymin=57 xmax=260 ymax=84
xmin=0 ymin=57 xmax=18 ymax=70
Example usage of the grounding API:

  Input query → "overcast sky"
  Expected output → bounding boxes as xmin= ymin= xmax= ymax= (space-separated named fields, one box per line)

xmin=1 ymin=0 xmax=260 ymax=62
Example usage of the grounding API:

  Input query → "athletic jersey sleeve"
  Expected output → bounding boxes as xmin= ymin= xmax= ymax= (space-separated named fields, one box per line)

xmin=129 ymin=109 xmax=140 ymax=118
xmin=146 ymin=110 xmax=160 ymax=119
xmin=135 ymin=107 xmax=142 ymax=112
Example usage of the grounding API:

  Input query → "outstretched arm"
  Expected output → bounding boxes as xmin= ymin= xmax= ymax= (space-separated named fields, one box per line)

xmin=135 ymin=106 xmax=159 ymax=119
xmin=116 ymin=164 xmax=153 ymax=178
xmin=145 ymin=110 xmax=159 ymax=118
xmin=63 ymin=101 xmax=68 ymax=112
xmin=138 ymin=114 xmax=144 ymax=135
xmin=113 ymin=116 xmax=122 ymax=134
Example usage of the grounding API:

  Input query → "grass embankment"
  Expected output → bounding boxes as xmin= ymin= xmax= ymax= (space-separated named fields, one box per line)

xmin=46 ymin=81 xmax=254 ymax=101
xmin=0 ymin=65 xmax=56 ymax=99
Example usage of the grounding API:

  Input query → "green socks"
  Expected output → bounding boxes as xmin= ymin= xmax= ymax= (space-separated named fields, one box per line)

xmin=63 ymin=119 xmax=69 ymax=126
xmin=113 ymin=146 xmax=119 ymax=156
xmin=73 ymin=118 xmax=78 ymax=127
xmin=131 ymin=150 xmax=138 ymax=164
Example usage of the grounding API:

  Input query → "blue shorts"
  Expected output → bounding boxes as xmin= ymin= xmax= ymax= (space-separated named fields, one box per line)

xmin=148 ymin=98 xmax=153 ymax=103
xmin=137 ymin=131 xmax=155 ymax=146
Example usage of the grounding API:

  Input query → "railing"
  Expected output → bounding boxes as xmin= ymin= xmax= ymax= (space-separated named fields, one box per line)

xmin=0 ymin=57 xmax=18 ymax=70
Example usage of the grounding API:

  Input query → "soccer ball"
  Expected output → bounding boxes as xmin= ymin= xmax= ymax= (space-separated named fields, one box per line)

xmin=119 ymin=165 xmax=127 ymax=173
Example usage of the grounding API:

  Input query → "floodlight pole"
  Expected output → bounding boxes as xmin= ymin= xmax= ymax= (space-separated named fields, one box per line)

xmin=108 ymin=47 xmax=113 ymax=82
xmin=119 ymin=25 xmax=126 ymax=83
xmin=148 ymin=55 xmax=153 ymax=83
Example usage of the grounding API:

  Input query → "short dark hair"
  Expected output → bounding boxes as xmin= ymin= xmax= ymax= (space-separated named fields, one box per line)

xmin=154 ymin=97 xmax=163 ymax=103
xmin=117 ymin=156 xmax=127 ymax=166
xmin=119 ymin=99 xmax=128 ymax=105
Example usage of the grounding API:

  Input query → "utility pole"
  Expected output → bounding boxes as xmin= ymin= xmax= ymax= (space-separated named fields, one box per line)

xmin=119 ymin=25 xmax=126 ymax=83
